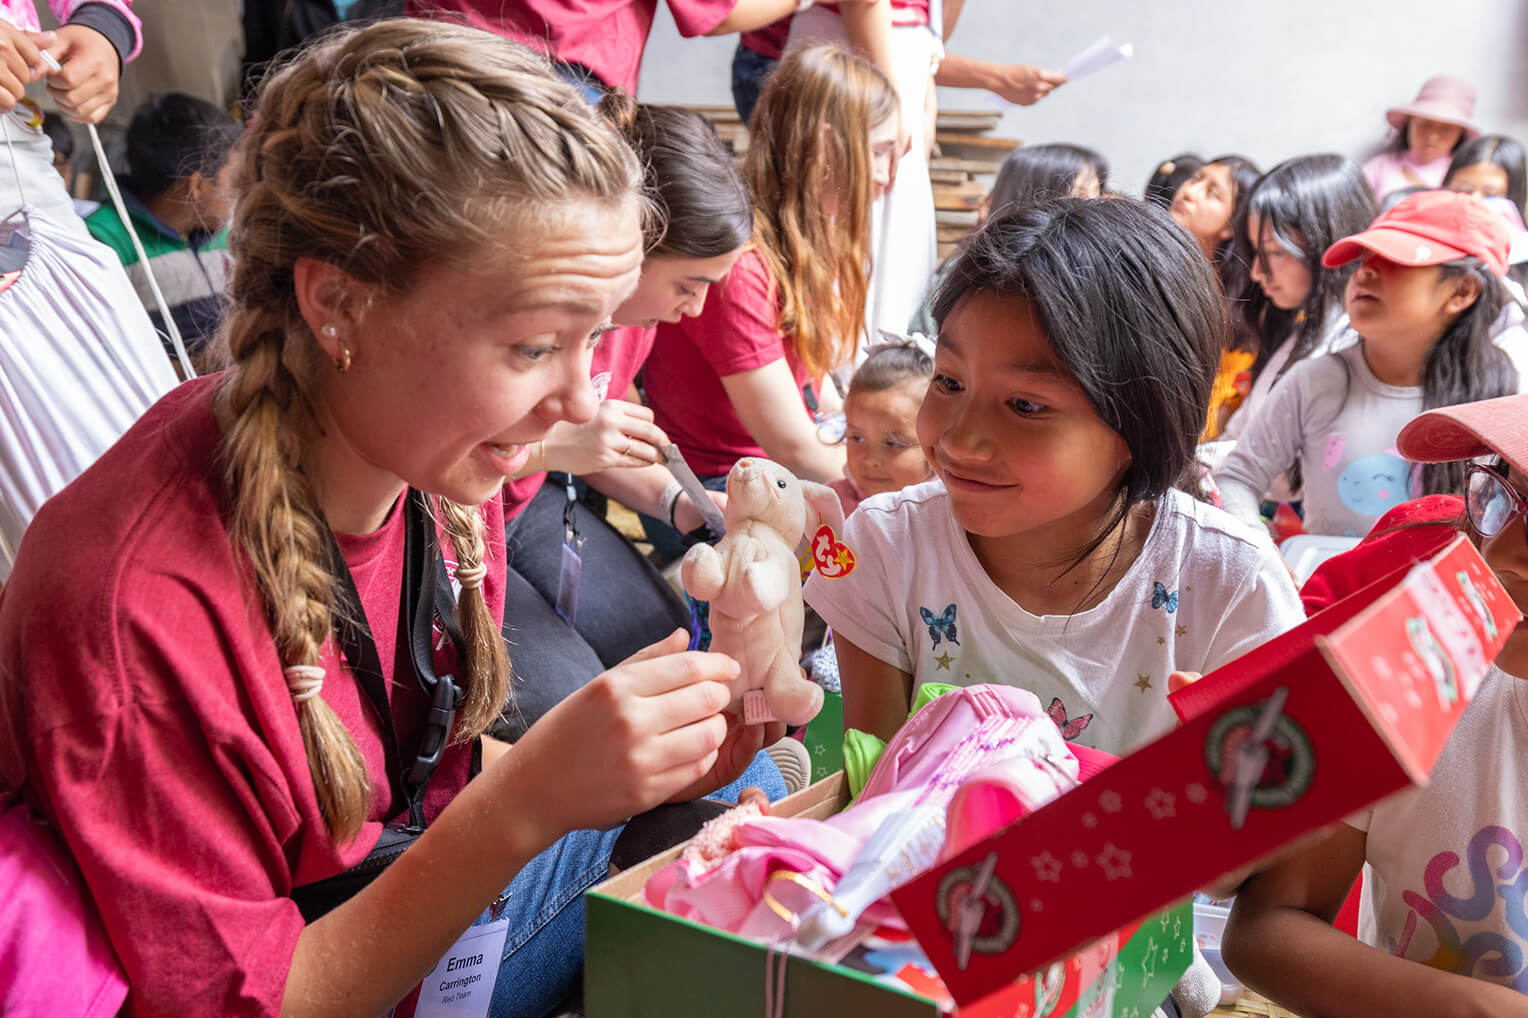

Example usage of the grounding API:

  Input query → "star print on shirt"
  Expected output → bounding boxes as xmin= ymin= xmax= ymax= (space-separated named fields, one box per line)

xmin=1175 ymin=624 xmax=1187 ymax=637
xmin=934 ymin=651 xmax=953 ymax=671
xmin=1135 ymin=674 xmax=1152 ymax=692
xmin=1156 ymin=636 xmax=1166 ymax=646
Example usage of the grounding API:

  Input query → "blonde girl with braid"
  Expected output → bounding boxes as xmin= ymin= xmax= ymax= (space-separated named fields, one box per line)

xmin=0 ymin=19 xmax=780 ymax=1018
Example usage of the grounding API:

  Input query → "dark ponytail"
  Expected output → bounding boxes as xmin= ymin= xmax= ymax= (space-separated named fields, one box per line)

xmin=1416 ymin=259 xmax=1517 ymax=495
xmin=598 ymin=90 xmax=753 ymax=258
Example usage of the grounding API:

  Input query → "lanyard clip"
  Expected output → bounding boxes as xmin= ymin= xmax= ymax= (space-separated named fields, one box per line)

xmin=404 ymin=672 xmax=462 ymax=825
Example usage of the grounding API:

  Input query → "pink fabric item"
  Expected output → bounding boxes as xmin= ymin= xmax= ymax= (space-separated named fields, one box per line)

xmin=0 ymin=1 xmax=143 ymax=61
xmin=646 ymin=685 xmax=1105 ymax=941
xmin=0 ymin=796 xmax=127 ymax=1017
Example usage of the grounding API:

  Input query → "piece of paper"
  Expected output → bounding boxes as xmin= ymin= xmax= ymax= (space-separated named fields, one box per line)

xmin=1059 ymin=34 xmax=1133 ymax=82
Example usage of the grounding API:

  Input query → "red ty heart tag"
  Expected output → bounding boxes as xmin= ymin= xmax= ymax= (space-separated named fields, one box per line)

xmin=811 ymin=524 xmax=856 ymax=579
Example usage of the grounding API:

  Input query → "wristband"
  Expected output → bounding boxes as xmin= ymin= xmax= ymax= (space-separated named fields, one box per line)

xmin=658 ymin=479 xmax=684 ymax=529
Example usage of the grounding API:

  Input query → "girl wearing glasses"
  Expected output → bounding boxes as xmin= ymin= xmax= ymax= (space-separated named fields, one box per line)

xmin=1218 ymin=155 xmax=1376 ymax=446
xmin=1216 ymin=189 xmax=1528 ymax=538
xmin=1224 ymin=392 xmax=1528 ymax=1017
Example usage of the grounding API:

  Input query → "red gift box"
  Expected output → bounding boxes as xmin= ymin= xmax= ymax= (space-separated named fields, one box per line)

xmin=892 ymin=534 xmax=1519 ymax=1007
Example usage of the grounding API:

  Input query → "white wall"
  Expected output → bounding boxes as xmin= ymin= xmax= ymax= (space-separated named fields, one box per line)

xmin=638 ymin=0 xmax=1528 ymax=196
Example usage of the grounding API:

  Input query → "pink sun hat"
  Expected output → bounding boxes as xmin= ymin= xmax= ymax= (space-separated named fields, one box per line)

xmin=1385 ymin=75 xmax=1480 ymax=138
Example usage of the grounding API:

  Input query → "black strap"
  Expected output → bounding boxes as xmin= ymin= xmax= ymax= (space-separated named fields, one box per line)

xmin=326 ymin=490 xmax=466 ymax=832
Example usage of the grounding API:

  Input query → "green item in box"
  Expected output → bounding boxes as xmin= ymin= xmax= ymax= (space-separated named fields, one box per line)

xmin=800 ymin=690 xmax=845 ymax=784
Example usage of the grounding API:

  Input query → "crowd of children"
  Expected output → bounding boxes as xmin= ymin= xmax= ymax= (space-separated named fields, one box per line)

xmin=3 ymin=3 xmax=1528 ymax=1015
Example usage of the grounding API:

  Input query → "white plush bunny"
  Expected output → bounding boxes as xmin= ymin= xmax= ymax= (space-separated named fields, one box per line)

xmin=680 ymin=458 xmax=844 ymax=726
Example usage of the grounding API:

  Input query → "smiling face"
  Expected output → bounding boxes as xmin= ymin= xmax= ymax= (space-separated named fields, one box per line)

xmin=917 ymin=291 xmax=1131 ymax=554
xmin=613 ymin=247 xmax=745 ymax=327
xmin=845 ymin=381 xmax=932 ymax=497
xmin=1171 ymin=163 xmax=1237 ymax=255
xmin=1246 ymin=210 xmax=1314 ymax=311
xmin=307 ymin=200 xmax=645 ymax=520
xmin=1407 ymin=117 xmax=1465 ymax=165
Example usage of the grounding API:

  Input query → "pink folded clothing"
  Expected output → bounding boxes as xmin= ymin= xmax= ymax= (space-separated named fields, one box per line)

xmin=0 ymin=795 xmax=127 ymax=1017
xmin=645 ymin=684 xmax=1118 ymax=947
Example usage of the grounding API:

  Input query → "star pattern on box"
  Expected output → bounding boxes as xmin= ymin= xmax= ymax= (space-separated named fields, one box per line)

xmin=1185 ymin=782 xmax=1208 ymax=804
xmin=1096 ymin=843 xmax=1132 ymax=880
xmin=1140 ymin=937 xmax=1158 ymax=982
xmin=1081 ymin=811 xmax=1098 ymax=829
xmin=1099 ymin=790 xmax=1123 ymax=814
xmin=1071 ymin=850 xmax=1089 ymax=869
xmin=1144 ymin=788 xmax=1176 ymax=820
xmin=1030 ymin=851 xmax=1063 ymax=883
xmin=1030 ymin=898 xmax=1045 ymax=913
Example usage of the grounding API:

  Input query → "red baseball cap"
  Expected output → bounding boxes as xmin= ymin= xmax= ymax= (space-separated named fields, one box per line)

xmin=1322 ymin=190 xmax=1510 ymax=277
xmin=1397 ymin=393 xmax=1528 ymax=478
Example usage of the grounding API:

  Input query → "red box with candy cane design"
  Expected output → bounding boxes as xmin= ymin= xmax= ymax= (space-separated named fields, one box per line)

xmin=891 ymin=534 xmax=1519 ymax=1008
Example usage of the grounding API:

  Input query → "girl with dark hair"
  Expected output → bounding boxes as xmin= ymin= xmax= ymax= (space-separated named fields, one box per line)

xmin=494 ymin=93 xmax=760 ymax=737
xmin=1363 ymin=75 xmax=1479 ymax=203
xmin=831 ymin=339 xmax=934 ymax=515
xmin=1218 ymin=154 xmax=1376 ymax=444
xmin=1445 ymin=134 xmax=1528 ymax=222
xmin=982 ymin=142 xmax=1108 ymax=220
xmin=805 ymin=198 xmax=1302 ymax=764
xmin=1216 ymin=190 xmax=1527 ymax=538
xmin=1171 ymin=154 xmax=1261 ymax=263
xmin=1169 ymin=155 xmax=1261 ymax=440
xmin=1144 ymin=153 xmax=1204 ymax=210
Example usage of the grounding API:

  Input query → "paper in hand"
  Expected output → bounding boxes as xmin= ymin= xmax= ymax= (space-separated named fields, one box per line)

xmin=1059 ymin=34 xmax=1133 ymax=82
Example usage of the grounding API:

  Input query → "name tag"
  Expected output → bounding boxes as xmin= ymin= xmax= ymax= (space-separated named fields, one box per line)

xmin=414 ymin=913 xmax=510 ymax=1018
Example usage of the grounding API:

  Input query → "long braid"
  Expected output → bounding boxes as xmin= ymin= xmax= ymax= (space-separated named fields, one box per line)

xmin=218 ymin=19 xmax=643 ymax=841
xmin=218 ymin=307 xmax=372 ymax=843
xmin=436 ymin=497 xmax=510 ymax=740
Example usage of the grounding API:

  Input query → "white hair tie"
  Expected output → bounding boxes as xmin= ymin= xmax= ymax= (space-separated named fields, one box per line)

xmin=283 ymin=664 xmax=326 ymax=703
xmin=455 ymin=561 xmax=487 ymax=592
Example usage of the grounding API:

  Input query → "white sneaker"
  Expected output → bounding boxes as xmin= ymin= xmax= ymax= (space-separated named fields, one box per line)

xmin=765 ymin=737 xmax=813 ymax=795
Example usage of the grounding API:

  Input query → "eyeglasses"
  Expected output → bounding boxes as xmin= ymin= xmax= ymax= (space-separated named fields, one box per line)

xmin=1465 ymin=464 xmax=1528 ymax=539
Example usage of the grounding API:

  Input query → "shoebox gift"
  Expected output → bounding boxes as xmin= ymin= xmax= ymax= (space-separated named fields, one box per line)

xmin=585 ymin=771 xmax=1191 ymax=1017
xmin=890 ymin=534 xmax=1518 ymax=1008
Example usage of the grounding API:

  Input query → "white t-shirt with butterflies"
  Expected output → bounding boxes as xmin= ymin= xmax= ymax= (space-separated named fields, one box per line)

xmin=803 ymin=481 xmax=1304 ymax=755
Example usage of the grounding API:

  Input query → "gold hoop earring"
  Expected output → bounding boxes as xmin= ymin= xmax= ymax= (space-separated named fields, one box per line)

xmin=334 ymin=345 xmax=351 ymax=373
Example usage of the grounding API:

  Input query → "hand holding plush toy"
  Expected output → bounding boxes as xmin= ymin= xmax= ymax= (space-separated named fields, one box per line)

xmin=680 ymin=459 xmax=844 ymax=726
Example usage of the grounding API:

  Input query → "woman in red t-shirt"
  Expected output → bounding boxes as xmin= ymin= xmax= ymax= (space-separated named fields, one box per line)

xmin=0 ymin=22 xmax=780 ymax=1018
xmin=644 ymin=44 xmax=899 ymax=507
xmin=496 ymin=94 xmax=756 ymax=736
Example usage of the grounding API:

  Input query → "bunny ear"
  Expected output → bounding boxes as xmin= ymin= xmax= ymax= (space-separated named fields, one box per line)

xmin=800 ymin=481 xmax=846 ymax=540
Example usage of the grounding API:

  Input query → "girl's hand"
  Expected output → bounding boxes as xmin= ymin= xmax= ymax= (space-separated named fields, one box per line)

xmin=666 ymin=711 xmax=787 ymax=804
xmin=1168 ymin=671 xmax=1201 ymax=695
xmin=992 ymin=64 xmax=1066 ymax=106
xmin=541 ymin=399 xmax=669 ymax=475
xmin=43 ymin=25 xmax=119 ymax=124
xmin=509 ymin=629 xmax=741 ymax=840
xmin=673 ymin=489 xmax=727 ymax=534
xmin=0 ymin=24 xmax=52 ymax=112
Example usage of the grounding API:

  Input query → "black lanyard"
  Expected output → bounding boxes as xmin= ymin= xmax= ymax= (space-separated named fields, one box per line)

xmin=324 ymin=490 xmax=466 ymax=831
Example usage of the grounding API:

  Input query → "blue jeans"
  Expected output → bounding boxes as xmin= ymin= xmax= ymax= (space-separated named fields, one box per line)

xmin=485 ymin=752 xmax=786 ymax=1017
xmin=730 ymin=44 xmax=778 ymax=124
